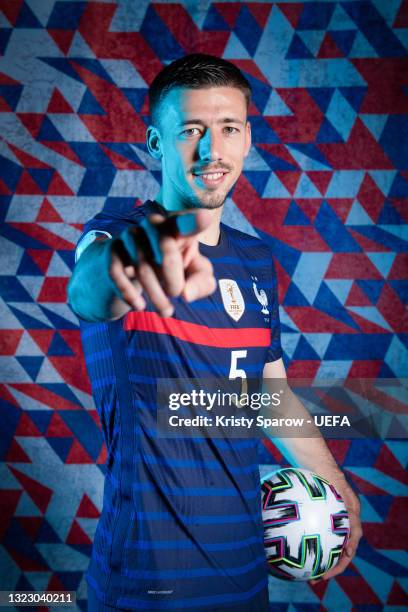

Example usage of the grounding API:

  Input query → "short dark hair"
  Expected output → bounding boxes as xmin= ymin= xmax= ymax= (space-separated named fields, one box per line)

xmin=149 ymin=53 xmax=252 ymax=126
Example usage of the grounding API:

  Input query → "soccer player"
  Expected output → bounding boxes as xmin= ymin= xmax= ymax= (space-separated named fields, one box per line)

xmin=68 ymin=54 xmax=362 ymax=611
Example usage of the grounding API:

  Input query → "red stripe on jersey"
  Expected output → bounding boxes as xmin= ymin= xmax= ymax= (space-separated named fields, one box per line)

xmin=124 ymin=311 xmax=271 ymax=348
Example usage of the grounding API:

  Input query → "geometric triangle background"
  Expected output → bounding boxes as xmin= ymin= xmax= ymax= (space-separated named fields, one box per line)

xmin=0 ymin=1 xmax=407 ymax=610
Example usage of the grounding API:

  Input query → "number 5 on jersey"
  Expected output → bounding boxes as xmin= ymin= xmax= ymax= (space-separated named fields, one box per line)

xmin=229 ymin=350 xmax=248 ymax=398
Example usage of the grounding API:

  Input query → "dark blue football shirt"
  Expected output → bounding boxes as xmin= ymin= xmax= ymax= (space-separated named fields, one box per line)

xmin=74 ymin=200 xmax=282 ymax=611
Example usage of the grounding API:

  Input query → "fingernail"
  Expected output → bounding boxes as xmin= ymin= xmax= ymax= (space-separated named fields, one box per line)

xmin=176 ymin=214 xmax=197 ymax=235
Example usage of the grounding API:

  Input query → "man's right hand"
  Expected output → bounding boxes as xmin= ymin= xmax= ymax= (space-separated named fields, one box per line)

xmin=107 ymin=209 xmax=217 ymax=319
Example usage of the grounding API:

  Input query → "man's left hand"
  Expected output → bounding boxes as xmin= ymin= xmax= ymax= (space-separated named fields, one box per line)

xmin=311 ymin=477 xmax=362 ymax=583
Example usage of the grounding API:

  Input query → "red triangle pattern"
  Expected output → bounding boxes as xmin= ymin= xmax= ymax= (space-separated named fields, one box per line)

xmin=346 ymin=282 xmax=372 ymax=306
xmin=274 ymin=258 xmax=291 ymax=304
xmin=393 ymin=0 xmax=408 ymax=28
xmin=0 ymin=96 xmax=12 ymax=112
xmin=387 ymin=580 xmax=408 ymax=604
xmin=231 ymin=60 xmax=270 ymax=85
xmin=100 ymin=144 xmax=143 ymax=170
xmin=349 ymin=228 xmax=390 ymax=252
xmin=48 ymin=29 xmax=75 ymax=55
xmin=37 ymin=277 xmax=69 ymax=303
xmin=6 ymin=439 xmax=32 ymax=462
xmin=66 ymin=519 xmax=93 ymax=545
xmin=77 ymin=494 xmax=100 ymax=518
xmin=0 ymin=72 xmax=21 ymax=86
xmin=374 ymin=440 xmax=408 ymax=483
xmin=357 ymin=173 xmax=385 ymax=222
xmin=96 ymin=443 xmax=107 ymax=465
xmin=14 ymin=412 xmax=43 ymax=437
xmin=47 ymin=88 xmax=74 ymax=113
xmin=1 ymin=0 xmax=23 ymax=26
xmin=0 ymin=383 xmax=20 ymax=407
xmin=295 ymin=199 xmax=323 ymax=224
xmin=319 ymin=119 xmax=394 ymax=170
xmin=285 ymin=306 xmax=359 ymax=333
xmin=45 ymin=412 xmax=73 ymax=437
xmin=318 ymin=33 xmax=344 ymax=58
xmin=0 ymin=177 xmax=12 ymax=194
xmin=36 ymin=198 xmax=64 ymax=223
xmin=42 ymin=140 xmax=83 ymax=165
xmin=336 ymin=575 xmax=381 ymax=605
xmin=306 ymin=171 xmax=333 ymax=196
xmin=17 ymin=113 xmax=44 ymax=138
xmin=348 ymin=310 xmax=388 ymax=334
xmin=65 ymin=438 xmax=94 ymax=464
xmin=9 ymin=549 xmax=49 ymax=571
xmin=377 ymin=284 xmax=408 ymax=332
xmin=213 ymin=3 xmax=241 ymax=28
xmin=277 ymin=3 xmax=304 ymax=28
xmin=275 ymin=171 xmax=301 ymax=195
xmin=326 ymin=198 xmax=354 ymax=224
xmin=363 ymin=498 xmax=407 ymax=549
xmin=15 ymin=170 xmax=43 ymax=195
xmin=0 ymin=329 xmax=24 ymax=355
xmin=7 ymin=143 xmax=50 ymax=168
xmin=9 ymin=466 xmax=53 ymax=513
xmin=388 ymin=253 xmax=408 ymax=280
xmin=247 ymin=3 xmax=272 ymax=28
xmin=326 ymin=254 xmax=382 ymax=280
xmin=325 ymin=440 xmax=351 ymax=465
xmin=286 ymin=359 xmax=321 ymax=379
xmin=27 ymin=249 xmax=53 ymax=274
xmin=348 ymin=360 xmax=382 ymax=378
xmin=10 ymin=382 xmax=79 ymax=410
xmin=28 ymin=329 xmax=55 ymax=354
xmin=46 ymin=172 xmax=74 ymax=196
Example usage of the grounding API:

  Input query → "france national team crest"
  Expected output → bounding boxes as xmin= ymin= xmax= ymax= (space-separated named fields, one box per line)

xmin=219 ymin=279 xmax=245 ymax=322
xmin=252 ymin=276 xmax=270 ymax=316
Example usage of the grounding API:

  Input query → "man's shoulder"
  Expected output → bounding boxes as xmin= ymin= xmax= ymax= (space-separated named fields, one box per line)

xmin=222 ymin=223 xmax=272 ymax=258
xmin=85 ymin=199 xmax=155 ymax=227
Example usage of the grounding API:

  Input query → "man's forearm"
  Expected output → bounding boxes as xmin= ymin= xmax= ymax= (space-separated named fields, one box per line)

xmin=262 ymin=383 xmax=347 ymax=485
xmin=67 ymin=240 xmax=130 ymax=322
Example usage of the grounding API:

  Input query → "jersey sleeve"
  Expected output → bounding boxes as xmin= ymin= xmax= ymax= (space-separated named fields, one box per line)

xmin=265 ymin=253 xmax=283 ymax=363
xmin=75 ymin=210 xmax=140 ymax=262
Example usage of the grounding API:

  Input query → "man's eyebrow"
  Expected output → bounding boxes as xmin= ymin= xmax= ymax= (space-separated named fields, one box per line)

xmin=178 ymin=117 xmax=245 ymax=126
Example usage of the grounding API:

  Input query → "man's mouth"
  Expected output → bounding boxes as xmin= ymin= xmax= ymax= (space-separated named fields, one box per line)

xmin=192 ymin=169 xmax=230 ymax=187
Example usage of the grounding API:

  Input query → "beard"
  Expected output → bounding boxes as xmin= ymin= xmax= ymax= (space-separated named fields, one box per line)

xmin=191 ymin=187 xmax=228 ymax=209
xmin=187 ymin=162 xmax=235 ymax=209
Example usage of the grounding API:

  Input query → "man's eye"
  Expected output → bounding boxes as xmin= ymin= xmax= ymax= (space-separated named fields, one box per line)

xmin=223 ymin=126 xmax=239 ymax=134
xmin=181 ymin=128 xmax=201 ymax=137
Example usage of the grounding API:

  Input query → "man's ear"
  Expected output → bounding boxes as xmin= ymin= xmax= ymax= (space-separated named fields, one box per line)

xmin=146 ymin=125 xmax=162 ymax=160
xmin=244 ymin=120 xmax=252 ymax=158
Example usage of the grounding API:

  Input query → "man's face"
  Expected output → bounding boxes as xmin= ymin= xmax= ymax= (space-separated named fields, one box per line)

xmin=151 ymin=86 xmax=251 ymax=210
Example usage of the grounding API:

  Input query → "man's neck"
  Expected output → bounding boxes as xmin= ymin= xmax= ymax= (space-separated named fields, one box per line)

xmin=197 ymin=207 xmax=223 ymax=246
xmin=154 ymin=191 xmax=223 ymax=247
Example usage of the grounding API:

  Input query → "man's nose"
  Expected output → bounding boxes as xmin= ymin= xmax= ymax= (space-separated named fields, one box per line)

xmin=197 ymin=129 xmax=222 ymax=162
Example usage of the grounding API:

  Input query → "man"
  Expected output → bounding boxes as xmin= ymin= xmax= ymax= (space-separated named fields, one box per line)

xmin=68 ymin=54 xmax=362 ymax=611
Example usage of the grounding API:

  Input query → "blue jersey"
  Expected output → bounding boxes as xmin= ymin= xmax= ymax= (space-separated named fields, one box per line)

xmin=74 ymin=199 xmax=282 ymax=611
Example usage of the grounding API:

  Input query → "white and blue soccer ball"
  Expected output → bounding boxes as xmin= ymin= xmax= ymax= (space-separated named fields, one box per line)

xmin=261 ymin=468 xmax=350 ymax=581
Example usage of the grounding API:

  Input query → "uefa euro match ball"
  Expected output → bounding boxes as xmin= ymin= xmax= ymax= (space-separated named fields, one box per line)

xmin=261 ymin=468 xmax=350 ymax=581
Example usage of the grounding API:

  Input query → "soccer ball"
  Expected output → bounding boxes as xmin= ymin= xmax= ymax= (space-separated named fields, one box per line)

xmin=261 ymin=467 xmax=350 ymax=581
